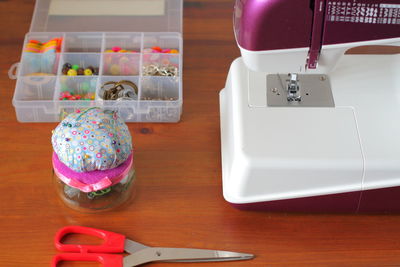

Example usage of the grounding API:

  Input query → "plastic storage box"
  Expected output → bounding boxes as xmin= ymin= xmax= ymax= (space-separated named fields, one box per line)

xmin=11 ymin=0 xmax=183 ymax=122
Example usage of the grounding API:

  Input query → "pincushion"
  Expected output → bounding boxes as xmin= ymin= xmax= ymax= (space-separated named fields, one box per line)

xmin=51 ymin=107 xmax=132 ymax=173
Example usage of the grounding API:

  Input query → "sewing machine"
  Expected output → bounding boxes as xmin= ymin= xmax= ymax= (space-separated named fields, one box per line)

xmin=219 ymin=0 xmax=400 ymax=212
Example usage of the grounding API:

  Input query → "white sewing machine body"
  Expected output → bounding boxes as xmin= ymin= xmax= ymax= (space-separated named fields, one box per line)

xmin=220 ymin=42 xmax=400 ymax=212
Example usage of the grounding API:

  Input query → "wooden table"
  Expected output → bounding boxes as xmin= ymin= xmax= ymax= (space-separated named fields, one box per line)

xmin=1 ymin=1 xmax=400 ymax=266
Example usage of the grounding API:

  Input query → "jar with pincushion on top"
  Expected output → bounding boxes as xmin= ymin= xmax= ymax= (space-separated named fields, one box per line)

xmin=51 ymin=107 xmax=135 ymax=212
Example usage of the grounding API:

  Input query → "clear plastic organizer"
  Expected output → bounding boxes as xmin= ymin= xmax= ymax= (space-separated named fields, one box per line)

xmin=12 ymin=32 xmax=182 ymax=122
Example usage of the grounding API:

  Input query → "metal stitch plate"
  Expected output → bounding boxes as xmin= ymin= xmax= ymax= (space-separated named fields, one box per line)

xmin=266 ymin=74 xmax=335 ymax=107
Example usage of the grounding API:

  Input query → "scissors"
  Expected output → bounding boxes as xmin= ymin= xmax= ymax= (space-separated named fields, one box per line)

xmin=52 ymin=226 xmax=254 ymax=266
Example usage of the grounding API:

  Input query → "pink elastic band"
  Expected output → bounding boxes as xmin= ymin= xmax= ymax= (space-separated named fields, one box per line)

xmin=52 ymin=153 xmax=133 ymax=192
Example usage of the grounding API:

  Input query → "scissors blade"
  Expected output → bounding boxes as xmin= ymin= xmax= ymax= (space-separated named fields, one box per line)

xmin=124 ymin=239 xmax=149 ymax=253
xmin=163 ymin=250 xmax=254 ymax=263
xmin=123 ymin=247 xmax=254 ymax=266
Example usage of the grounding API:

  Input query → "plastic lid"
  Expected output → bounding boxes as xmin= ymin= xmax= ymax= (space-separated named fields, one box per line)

xmin=30 ymin=0 xmax=182 ymax=33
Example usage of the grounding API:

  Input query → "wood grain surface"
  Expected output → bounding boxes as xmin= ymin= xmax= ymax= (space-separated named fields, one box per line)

xmin=1 ymin=0 xmax=400 ymax=266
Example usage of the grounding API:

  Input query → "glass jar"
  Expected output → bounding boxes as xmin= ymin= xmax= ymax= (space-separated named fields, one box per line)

xmin=53 ymin=166 xmax=135 ymax=212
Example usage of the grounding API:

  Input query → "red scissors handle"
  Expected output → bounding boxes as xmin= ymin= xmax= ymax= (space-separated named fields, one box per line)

xmin=52 ymin=253 xmax=123 ymax=267
xmin=55 ymin=226 xmax=126 ymax=253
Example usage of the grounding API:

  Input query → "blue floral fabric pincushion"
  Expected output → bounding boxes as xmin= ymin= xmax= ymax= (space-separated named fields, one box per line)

xmin=52 ymin=107 xmax=132 ymax=172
